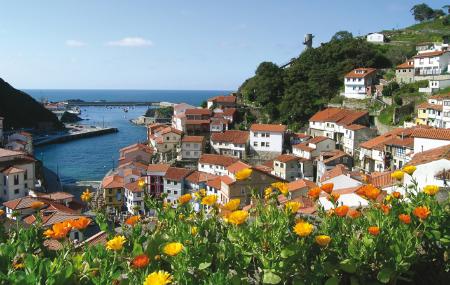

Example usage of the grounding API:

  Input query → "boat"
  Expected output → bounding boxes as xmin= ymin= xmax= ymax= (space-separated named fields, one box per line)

xmin=67 ymin=106 xmax=81 ymax=115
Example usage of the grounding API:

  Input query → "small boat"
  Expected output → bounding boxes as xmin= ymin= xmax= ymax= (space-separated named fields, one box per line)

xmin=67 ymin=106 xmax=81 ymax=115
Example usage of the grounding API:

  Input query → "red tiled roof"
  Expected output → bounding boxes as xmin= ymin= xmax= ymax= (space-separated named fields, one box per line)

xmin=185 ymin=119 xmax=210 ymax=125
xmin=125 ymin=181 xmax=143 ymax=193
xmin=345 ymin=68 xmax=377 ymax=78
xmin=360 ymin=128 xmax=413 ymax=150
xmin=413 ymin=50 xmax=447 ymax=58
xmin=186 ymin=171 xmax=218 ymax=184
xmin=147 ymin=163 xmax=170 ymax=173
xmin=159 ymin=127 xmax=183 ymax=135
xmin=293 ymin=133 xmax=311 ymax=139
xmin=253 ymin=164 xmax=273 ymax=174
xmin=210 ymin=130 xmax=249 ymax=144
xmin=185 ymin=108 xmax=212 ymax=116
xmin=35 ymin=192 xmax=74 ymax=201
xmin=308 ymin=136 xmax=330 ymax=144
xmin=182 ymin=136 xmax=204 ymax=143
xmin=165 ymin=167 xmax=193 ymax=181
xmin=322 ymin=150 xmax=349 ymax=164
xmin=198 ymin=154 xmax=239 ymax=167
xmin=429 ymin=93 xmax=450 ymax=100
xmin=206 ymin=176 xmax=223 ymax=189
xmin=320 ymin=164 xmax=349 ymax=182
xmin=3 ymin=196 xmax=45 ymax=210
xmin=208 ymin=95 xmax=237 ymax=103
xmin=287 ymin=179 xmax=317 ymax=192
xmin=123 ymin=168 xmax=142 ymax=177
xmin=0 ymin=148 xmax=24 ymax=158
xmin=384 ymin=137 xmax=414 ymax=148
xmin=1 ymin=166 xmax=25 ymax=175
xmin=344 ymin=124 xmax=367 ymax=131
xmin=102 ymin=175 xmax=124 ymax=189
xmin=417 ymin=102 xmax=443 ymax=111
xmin=250 ymin=124 xmax=286 ymax=133
xmin=274 ymin=154 xmax=300 ymax=163
xmin=227 ymin=161 xmax=251 ymax=174
xmin=396 ymin=60 xmax=414 ymax=69
xmin=292 ymin=142 xmax=314 ymax=152
xmin=411 ymin=128 xmax=450 ymax=140
xmin=221 ymin=175 xmax=235 ymax=185
xmin=408 ymin=144 xmax=450 ymax=166
xmin=309 ymin=108 xmax=368 ymax=126
xmin=222 ymin=108 xmax=236 ymax=116
xmin=367 ymin=171 xmax=395 ymax=189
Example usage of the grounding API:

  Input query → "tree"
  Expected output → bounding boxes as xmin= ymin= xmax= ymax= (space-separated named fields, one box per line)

xmin=200 ymin=100 xmax=207 ymax=108
xmin=410 ymin=4 xmax=435 ymax=22
xmin=382 ymin=81 xmax=400 ymax=97
xmin=443 ymin=5 xmax=450 ymax=14
xmin=331 ymin=31 xmax=353 ymax=41
xmin=433 ymin=9 xmax=445 ymax=18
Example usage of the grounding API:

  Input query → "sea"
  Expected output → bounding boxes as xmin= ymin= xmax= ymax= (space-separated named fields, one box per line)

xmin=25 ymin=89 xmax=229 ymax=184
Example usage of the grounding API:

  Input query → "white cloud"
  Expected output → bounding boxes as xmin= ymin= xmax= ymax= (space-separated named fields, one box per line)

xmin=66 ymin=40 xmax=87 ymax=47
xmin=106 ymin=37 xmax=153 ymax=47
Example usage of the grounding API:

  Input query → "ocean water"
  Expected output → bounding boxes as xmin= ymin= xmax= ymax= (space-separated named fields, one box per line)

xmin=27 ymin=90 xmax=228 ymax=183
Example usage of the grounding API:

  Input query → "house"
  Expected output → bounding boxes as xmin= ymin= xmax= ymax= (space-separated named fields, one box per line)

xmin=0 ymin=148 xmax=36 ymax=202
xmin=366 ymin=33 xmax=384 ymax=43
xmin=185 ymin=108 xmax=212 ymax=121
xmin=395 ymin=59 xmax=415 ymax=84
xmin=209 ymin=118 xmax=229 ymax=133
xmin=403 ymin=144 xmax=450 ymax=191
xmin=146 ymin=164 xmax=170 ymax=197
xmin=178 ymin=136 xmax=205 ymax=160
xmin=101 ymin=174 xmax=125 ymax=214
xmin=2 ymin=196 xmax=47 ymax=220
xmin=366 ymin=171 xmax=396 ymax=193
xmin=118 ymin=143 xmax=154 ymax=164
xmin=318 ymin=186 xmax=370 ymax=210
xmin=207 ymin=95 xmax=237 ymax=109
xmin=210 ymin=130 xmax=249 ymax=159
xmin=271 ymin=154 xmax=313 ymax=181
xmin=292 ymin=136 xmax=336 ymax=160
xmin=413 ymin=50 xmax=450 ymax=77
xmin=342 ymin=124 xmax=377 ymax=156
xmin=163 ymin=167 xmax=193 ymax=205
xmin=415 ymin=94 xmax=450 ymax=128
xmin=226 ymin=161 xmax=251 ymax=180
xmin=185 ymin=171 xmax=218 ymax=193
xmin=249 ymin=124 xmax=286 ymax=158
xmin=148 ymin=126 xmax=182 ymax=162
xmin=198 ymin=154 xmax=239 ymax=176
xmin=286 ymin=179 xmax=318 ymax=199
xmin=384 ymin=136 xmax=414 ymax=170
xmin=308 ymin=108 xmax=370 ymax=146
xmin=316 ymin=150 xmax=354 ymax=182
xmin=6 ymin=132 xmax=33 ymax=154
xmin=215 ymin=108 xmax=237 ymax=124
xmin=290 ymin=133 xmax=311 ymax=146
xmin=412 ymin=128 xmax=450 ymax=153
xmin=30 ymin=191 xmax=80 ymax=211
xmin=124 ymin=180 xmax=145 ymax=215
xmin=343 ymin=68 xmax=377 ymax=99
xmin=319 ymin=164 xmax=362 ymax=189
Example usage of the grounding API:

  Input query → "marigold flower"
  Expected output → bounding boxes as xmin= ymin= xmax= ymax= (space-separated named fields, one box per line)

xmin=348 ymin=209 xmax=361 ymax=219
xmin=106 ymin=235 xmax=126 ymax=251
xmin=178 ymin=193 xmax=192 ymax=205
xmin=201 ymin=194 xmax=217 ymax=206
xmin=194 ymin=189 xmax=206 ymax=199
xmin=222 ymin=199 xmax=240 ymax=211
xmin=125 ymin=215 xmax=140 ymax=226
xmin=131 ymin=254 xmax=150 ymax=269
xmin=163 ymin=242 xmax=184 ymax=256
xmin=380 ymin=204 xmax=390 ymax=215
xmin=391 ymin=170 xmax=404 ymax=181
xmin=264 ymin=187 xmax=273 ymax=199
xmin=402 ymin=165 xmax=416 ymax=175
xmin=13 ymin=263 xmax=25 ymax=270
xmin=43 ymin=229 xmax=54 ymax=238
xmin=321 ymin=183 xmax=334 ymax=194
xmin=271 ymin=182 xmax=289 ymax=196
xmin=315 ymin=235 xmax=331 ymax=247
xmin=413 ymin=206 xmax=431 ymax=220
xmin=191 ymin=226 xmax=198 ymax=235
xmin=392 ymin=191 xmax=402 ymax=199
xmin=358 ymin=184 xmax=381 ymax=200
xmin=31 ymin=201 xmax=45 ymax=209
xmin=144 ymin=271 xmax=173 ymax=285
xmin=308 ymin=187 xmax=321 ymax=200
xmin=226 ymin=210 xmax=249 ymax=225
xmin=335 ymin=205 xmax=349 ymax=217
xmin=72 ymin=217 xmax=91 ymax=230
xmin=235 ymin=168 xmax=252 ymax=180
xmin=423 ymin=185 xmax=439 ymax=196
xmin=293 ymin=221 xmax=314 ymax=237
xmin=399 ymin=214 xmax=411 ymax=224
xmin=81 ymin=189 xmax=93 ymax=202
xmin=285 ymin=201 xmax=302 ymax=214
xmin=368 ymin=226 xmax=380 ymax=236
xmin=138 ymin=179 xmax=146 ymax=188
xmin=44 ymin=221 xmax=73 ymax=239
xmin=327 ymin=192 xmax=340 ymax=203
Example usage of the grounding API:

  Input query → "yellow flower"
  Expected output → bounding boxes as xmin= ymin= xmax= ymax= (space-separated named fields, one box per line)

xmin=0 ymin=209 xmax=4 ymax=216
xmin=106 ymin=235 xmax=126 ymax=251
xmin=285 ymin=201 xmax=302 ymax=214
xmin=138 ymin=179 xmax=146 ymax=188
xmin=201 ymin=195 xmax=217 ymax=206
xmin=315 ymin=235 xmax=331 ymax=247
xmin=293 ymin=221 xmax=313 ymax=237
xmin=31 ymin=201 xmax=45 ymax=209
xmin=191 ymin=226 xmax=198 ymax=235
xmin=391 ymin=170 xmax=404 ymax=181
xmin=81 ymin=189 xmax=93 ymax=202
xmin=235 ymin=168 xmax=252 ymax=180
xmin=402 ymin=165 xmax=416 ymax=175
xmin=423 ymin=185 xmax=439 ymax=196
xmin=264 ymin=187 xmax=273 ymax=199
xmin=271 ymin=182 xmax=289 ymax=196
xmin=222 ymin=199 xmax=240 ymax=211
xmin=143 ymin=270 xmax=173 ymax=285
xmin=178 ymin=193 xmax=192 ymax=205
xmin=194 ymin=189 xmax=206 ymax=200
xmin=226 ymin=210 xmax=249 ymax=225
xmin=13 ymin=263 xmax=25 ymax=270
xmin=163 ymin=242 xmax=184 ymax=256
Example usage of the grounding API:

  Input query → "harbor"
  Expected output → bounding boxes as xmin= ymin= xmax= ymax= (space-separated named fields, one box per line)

xmin=34 ymin=124 xmax=118 ymax=146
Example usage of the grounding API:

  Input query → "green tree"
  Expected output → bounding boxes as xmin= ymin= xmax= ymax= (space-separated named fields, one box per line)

xmin=433 ymin=9 xmax=445 ymax=18
xmin=443 ymin=5 xmax=450 ymax=14
xmin=331 ymin=31 xmax=353 ymax=41
xmin=382 ymin=81 xmax=400 ymax=97
xmin=411 ymin=3 xmax=435 ymax=22
xmin=200 ymin=100 xmax=207 ymax=108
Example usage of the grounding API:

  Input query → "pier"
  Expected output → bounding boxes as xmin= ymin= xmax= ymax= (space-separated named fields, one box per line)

xmin=66 ymin=101 xmax=160 ymax=107
xmin=34 ymin=126 xmax=118 ymax=146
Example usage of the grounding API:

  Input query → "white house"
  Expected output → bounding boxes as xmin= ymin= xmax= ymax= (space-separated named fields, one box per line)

xmin=249 ymin=124 xmax=286 ymax=158
xmin=319 ymin=186 xmax=369 ymax=210
xmin=6 ymin=132 xmax=33 ymax=154
xmin=292 ymin=136 xmax=336 ymax=159
xmin=412 ymin=128 xmax=450 ymax=153
xmin=210 ymin=130 xmax=249 ymax=159
xmin=366 ymin=33 xmax=384 ymax=43
xmin=319 ymin=164 xmax=362 ymax=189
xmin=342 ymin=124 xmax=377 ymax=156
xmin=343 ymin=68 xmax=377 ymax=99
xmin=198 ymin=154 xmax=239 ymax=176
xmin=413 ymin=50 xmax=450 ymax=76
xmin=271 ymin=154 xmax=313 ymax=181
xmin=124 ymin=180 xmax=145 ymax=215
xmin=163 ymin=167 xmax=193 ymax=205
xmin=416 ymin=94 xmax=450 ymax=129
xmin=178 ymin=136 xmax=205 ymax=160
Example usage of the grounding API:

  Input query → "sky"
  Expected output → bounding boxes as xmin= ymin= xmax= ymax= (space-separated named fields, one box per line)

xmin=0 ymin=0 xmax=448 ymax=90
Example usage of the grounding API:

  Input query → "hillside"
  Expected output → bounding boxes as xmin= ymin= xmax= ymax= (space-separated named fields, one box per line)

xmin=0 ymin=78 xmax=63 ymax=130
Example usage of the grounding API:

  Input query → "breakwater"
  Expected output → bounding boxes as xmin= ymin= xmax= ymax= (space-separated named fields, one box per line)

xmin=34 ymin=127 xmax=118 ymax=146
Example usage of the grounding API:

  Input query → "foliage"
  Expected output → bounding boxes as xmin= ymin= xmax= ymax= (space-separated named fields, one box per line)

xmin=382 ymin=82 xmax=400 ymax=97
xmin=0 ymin=176 xmax=449 ymax=284
xmin=331 ymin=31 xmax=353 ymax=42
xmin=378 ymin=105 xmax=395 ymax=125
xmin=200 ymin=100 xmax=207 ymax=108
xmin=410 ymin=3 xmax=437 ymax=22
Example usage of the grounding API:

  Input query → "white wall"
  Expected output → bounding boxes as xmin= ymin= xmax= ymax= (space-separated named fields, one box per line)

xmin=413 ymin=137 xmax=450 ymax=153
xmin=403 ymin=159 xmax=450 ymax=191
xmin=250 ymin=131 xmax=283 ymax=153
xmin=163 ymin=179 xmax=184 ymax=205
xmin=198 ymin=163 xmax=228 ymax=176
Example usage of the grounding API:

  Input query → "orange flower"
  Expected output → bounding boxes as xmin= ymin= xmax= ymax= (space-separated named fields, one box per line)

xmin=321 ymin=183 xmax=334 ymax=194
xmin=72 ymin=217 xmax=91 ymax=230
xmin=392 ymin=191 xmax=402 ymax=199
xmin=131 ymin=254 xmax=150 ymax=269
xmin=31 ymin=201 xmax=45 ymax=209
xmin=380 ymin=204 xmax=390 ymax=215
xmin=348 ymin=209 xmax=361 ymax=219
xmin=308 ymin=187 xmax=321 ymax=200
xmin=0 ymin=209 xmax=4 ymax=217
xmin=125 ymin=215 xmax=141 ymax=226
xmin=327 ymin=192 xmax=340 ymax=203
xmin=413 ymin=206 xmax=430 ymax=220
xmin=398 ymin=214 xmax=411 ymax=224
xmin=44 ymin=221 xmax=72 ymax=239
xmin=368 ymin=226 xmax=380 ymax=236
xmin=357 ymin=184 xmax=380 ymax=200
xmin=335 ymin=205 xmax=349 ymax=217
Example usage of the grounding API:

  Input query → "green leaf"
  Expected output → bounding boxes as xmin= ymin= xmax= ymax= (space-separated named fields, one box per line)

xmin=198 ymin=262 xmax=211 ymax=270
xmin=377 ymin=267 xmax=394 ymax=284
xmin=325 ymin=276 xmax=340 ymax=285
xmin=263 ymin=271 xmax=281 ymax=284
xmin=350 ymin=276 xmax=360 ymax=285
xmin=340 ymin=259 xmax=357 ymax=273
xmin=280 ymin=248 xmax=295 ymax=258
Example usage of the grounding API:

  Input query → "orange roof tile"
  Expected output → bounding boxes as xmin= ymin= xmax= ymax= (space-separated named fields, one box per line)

xmin=206 ymin=176 xmax=223 ymax=189
xmin=274 ymin=154 xmax=300 ymax=163
xmin=250 ymin=124 xmax=286 ymax=133
xmin=408 ymin=144 xmax=450 ymax=166
xmin=102 ymin=175 xmax=124 ymax=189
xmin=429 ymin=93 xmax=450 ymax=100
xmin=185 ymin=108 xmax=212 ymax=116
xmin=287 ymin=179 xmax=317 ymax=192
xmin=182 ymin=136 xmax=205 ymax=143
xmin=211 ymin=130 xmax=249 ymax=144
xmin=320 ymin=164 xmax=349 ymax=182
xmin=165 ymin=167 xmax=193 ymax=181
xmin=198 ymin=154 xmax=239 ymax=167
xmin=396 ymin=60 xmax=414 ymax=69
xmin=345 ymin=68 xmax=377 ymax=78
xmin=292 ymin=142 xmax=314 ymax=152
xmin=125 ymin=181 xmax=143 ymax=193
xmin=227 ymin=161 xmax=251 ymax=174
xmin=367 ymin=171 xmax=395 ymax=189
xmin=147 ymin=163 xmax=171 ymax=173
xmin=344 ymin=124 xmax=367 ymax=131
xmin=309 ymin=108 xmax=368 ymax=126
xmin=417 ymin=102 xmax=443 ymax=111
xmin=308 ymin=136 xmax=330 ymax=144
xmin=413 ymin=50 xmax=447 ymax=58
xmin=411 ymin=128 xmax=450 ymax=140
xmin=186 ymin=171 xmax=218 ymax=184
xmin=208 ymin=95 xmax=237 ymax=103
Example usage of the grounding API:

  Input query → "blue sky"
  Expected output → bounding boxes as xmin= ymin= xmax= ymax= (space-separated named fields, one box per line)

xmin=0 ymin=0 xmax=447 ymax=90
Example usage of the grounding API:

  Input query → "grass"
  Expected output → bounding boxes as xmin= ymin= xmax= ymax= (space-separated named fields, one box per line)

xmin=378 ymin=105 xmax=395 ymax=125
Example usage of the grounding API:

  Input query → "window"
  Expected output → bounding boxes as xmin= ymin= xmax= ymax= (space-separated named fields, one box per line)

xmin=253 ymin=142 xmax=258 ymax=147
xmin=174 ymin=191 xmax=178 ymax=195
xmin=265 ymin=132 xmax=270 ymax=137
xmin=266 ymin=142 xmax=270 ymax=148
xmin=261 ymin=142 xmax=265 ymax=147
xmin=24 ymin=170 xmax=28 ymax=180
xmin=108 ymin=197 xmax=112 ymax=202
xmin=174 ymin=181 xmax=178 ymax=185
xmin=25 ymin=183 xmax=28 ymax=189
xmin=253 ymin=132 xmax=258 ymax=137
xmin=14 ymin=175 xmax=19 ymax=185
xmin=444 ymin=101 xmax=450 ymax=106
xmin=166 ymin=136 xmax=170 ymax=140
xmin=14 ymin=189 xmax=19 ymax=194
xmin=186 ymin=143 xmax=190 ymax=147
xmin=167 ymin=190 xmax=171 ymax=194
